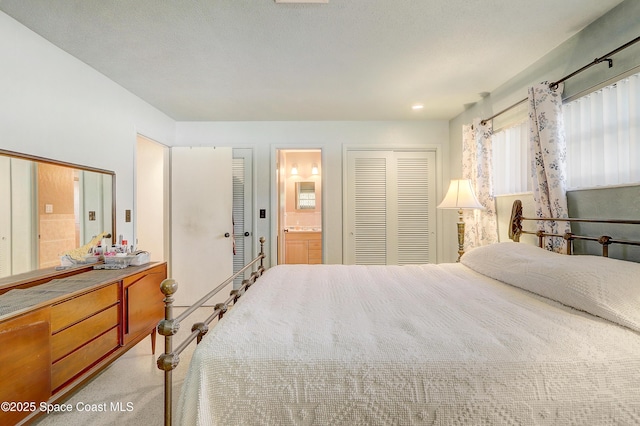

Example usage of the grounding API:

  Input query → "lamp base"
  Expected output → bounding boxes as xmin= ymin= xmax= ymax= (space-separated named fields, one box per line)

xmin=456 ymin=208 xmax=465 ymax=262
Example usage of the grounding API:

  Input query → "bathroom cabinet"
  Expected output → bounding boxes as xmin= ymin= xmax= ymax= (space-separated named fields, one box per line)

xmin=284 ymin=231 xmax=322 ymax=264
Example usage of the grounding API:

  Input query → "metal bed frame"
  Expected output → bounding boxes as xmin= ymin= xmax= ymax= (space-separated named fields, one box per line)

xmin=156 ymin=237 xmax=266 ymax=426
xmin=509 ymin=199 xmax=640 ymax=256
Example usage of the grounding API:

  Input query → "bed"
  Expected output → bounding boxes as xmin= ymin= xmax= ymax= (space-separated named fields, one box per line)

xmin=158 ymin=202 xmax=640 ymax=425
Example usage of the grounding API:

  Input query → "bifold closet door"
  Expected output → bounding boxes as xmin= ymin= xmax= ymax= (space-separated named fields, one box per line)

xmin=171 ymin=147 xmax=233 ymax=306
xmin=345 ymin=150 xmax=436 ymax=265
xmin=232 ymin=148 xmax=253 ymax=289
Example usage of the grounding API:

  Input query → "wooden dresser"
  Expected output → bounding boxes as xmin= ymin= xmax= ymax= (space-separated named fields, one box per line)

xmin=284 ymin=231 xmax=322 ymax=264
xmin=0 ymin=262 xmax=167 ymax=425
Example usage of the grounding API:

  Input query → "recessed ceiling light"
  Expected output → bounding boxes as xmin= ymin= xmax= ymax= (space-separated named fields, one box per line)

xmin=412 ymin=104 xmax=424 ymax=110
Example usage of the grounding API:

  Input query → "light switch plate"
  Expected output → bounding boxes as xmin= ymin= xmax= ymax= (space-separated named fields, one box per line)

xmin=125 ymin=209 xmax=131 ymax=222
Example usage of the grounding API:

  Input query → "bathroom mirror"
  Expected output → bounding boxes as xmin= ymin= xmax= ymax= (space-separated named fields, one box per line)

xmin=296 ymin=181 xmax=316 ymax=210
xmin=0 ymin=149 xmax=115 ymax=277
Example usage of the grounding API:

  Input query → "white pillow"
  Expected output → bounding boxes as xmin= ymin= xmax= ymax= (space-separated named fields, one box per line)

xmin=461 ymin=242 xmax=640 ymax=332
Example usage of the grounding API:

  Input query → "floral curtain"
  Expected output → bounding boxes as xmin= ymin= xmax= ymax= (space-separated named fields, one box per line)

xmin=528 ymin=82 xmax=571 ymax=252
xmin=461 ymin=118 xmax=498 ymax=250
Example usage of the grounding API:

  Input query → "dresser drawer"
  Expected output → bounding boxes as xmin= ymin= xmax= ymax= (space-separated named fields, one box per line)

xmin=51 ymin=284 xmax=119 ymax=332
xmin=51 ymin=304 xmax=119 ymax=363
xmin=51 ymin=327 xmax=119 ymax=391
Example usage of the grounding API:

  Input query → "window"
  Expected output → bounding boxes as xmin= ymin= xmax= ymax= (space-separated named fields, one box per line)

xmin=491 ymin=120 xmax=530 ymax=195
xmin=563 ymin=72 xmax=640 ymax=189
xmin=490 ymin=72 xmax=640 ymax=194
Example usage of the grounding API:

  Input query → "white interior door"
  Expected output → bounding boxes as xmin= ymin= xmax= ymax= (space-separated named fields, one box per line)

xmin=394 ymin=151 xmax=437 ymax=265
xmin=345 ymin=151 xmax=388 ymax=265
xmin=232 ymin=148 xmax=253 ymax=288
xmin=171 ymin=147 xmax=233 ymax=306
xmin=0 ymin=156 xmax=10 ymax=277
xmin=345 ymin=150 xmax=436 ymax=265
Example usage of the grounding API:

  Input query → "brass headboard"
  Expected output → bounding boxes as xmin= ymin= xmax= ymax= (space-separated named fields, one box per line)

xmin=509 ymin=199 xmax=640 ymax=257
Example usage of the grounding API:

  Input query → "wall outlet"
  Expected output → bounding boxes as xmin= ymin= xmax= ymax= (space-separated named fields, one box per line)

xmin=89 ymin=211 xmax=96 ymax=221
xmin=45 ymin=204 xmax=53 ymax=213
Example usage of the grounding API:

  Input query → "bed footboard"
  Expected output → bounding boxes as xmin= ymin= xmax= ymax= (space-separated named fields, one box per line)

xmin=156 ymin=237 xmax=266 ymax=426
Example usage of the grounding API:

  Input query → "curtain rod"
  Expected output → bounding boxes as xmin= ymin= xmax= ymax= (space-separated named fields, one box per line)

xmin=480 ymin=98 xmax=527 ymax=126
xmin=480 ymin=35 xmax=640 ymax=126
xmin=549 ymin=35 xmax=640 ymax=89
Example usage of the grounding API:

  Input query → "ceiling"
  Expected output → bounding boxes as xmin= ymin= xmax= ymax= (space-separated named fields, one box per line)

xmin=0 ymin=0 xmax=625 ymax=121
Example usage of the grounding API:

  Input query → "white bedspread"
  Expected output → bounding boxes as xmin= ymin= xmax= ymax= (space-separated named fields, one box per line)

xmin=177 ymin=261 xmax=640 ymax=425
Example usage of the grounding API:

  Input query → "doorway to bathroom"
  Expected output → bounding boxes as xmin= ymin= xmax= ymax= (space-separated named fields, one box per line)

xmin=276 ymin=149 xmax=322 ymax=265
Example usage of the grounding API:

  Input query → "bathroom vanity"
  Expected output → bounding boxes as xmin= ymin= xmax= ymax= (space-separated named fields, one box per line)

xmin=0 ymin=262 xmax=166 ymax=425
xmin=284 ymin=230 xmax=322 ymax=264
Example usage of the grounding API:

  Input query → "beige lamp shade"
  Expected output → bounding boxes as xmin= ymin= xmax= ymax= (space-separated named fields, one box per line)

xmin=437 ymin=179 xmax=484 ymax=210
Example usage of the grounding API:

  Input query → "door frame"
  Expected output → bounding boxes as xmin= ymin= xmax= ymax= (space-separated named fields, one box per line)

xmin=270 ymin=146 xmax=325 ymax=266
xmin=134 ymin=134 xmax=170 ymax=265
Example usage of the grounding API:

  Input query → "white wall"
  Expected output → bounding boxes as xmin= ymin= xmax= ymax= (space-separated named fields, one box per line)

xmin=175 ymin=121 xmax=450 ymax=265
xmin=0 ymin=11 xmax=175 ymax=243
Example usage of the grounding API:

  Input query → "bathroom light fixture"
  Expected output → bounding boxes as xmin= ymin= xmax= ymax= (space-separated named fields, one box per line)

xmin=291 ymin=164 xmax=298 ymax=175
xmin=311 ymin=163 xmax=319 ymax=175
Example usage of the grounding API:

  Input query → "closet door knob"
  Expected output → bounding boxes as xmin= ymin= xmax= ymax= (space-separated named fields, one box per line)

xmin=224 ymin=233 xmax=230 ymax=238
xmin=244 ymin=232 xmax=250 ymax=237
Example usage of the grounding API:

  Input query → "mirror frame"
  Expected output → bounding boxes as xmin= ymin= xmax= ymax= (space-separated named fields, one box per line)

xmin=0 ymin=148 xmax=117 ymax=247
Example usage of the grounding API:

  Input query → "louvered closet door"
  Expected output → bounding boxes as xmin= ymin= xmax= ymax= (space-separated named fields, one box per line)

xmin=345 ymin=150 xmax=436 ymax=265
xmin=346 ymin=151 xmax=388 ymax=265
xmin=394 ymin=152 xmax=436 ymax=264
xmin=232 ymin=149 xmax=253 ymax=289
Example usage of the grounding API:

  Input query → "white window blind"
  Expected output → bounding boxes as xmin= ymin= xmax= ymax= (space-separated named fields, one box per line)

xmin=563 ymin=72 xmax=640 ymax=189
xmin=491 ymin=120 xmax=530 ymax=195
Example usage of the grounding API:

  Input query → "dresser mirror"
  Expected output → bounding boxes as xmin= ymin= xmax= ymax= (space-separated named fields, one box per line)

xmin=0 ymin=149 xmax=115 ymax=278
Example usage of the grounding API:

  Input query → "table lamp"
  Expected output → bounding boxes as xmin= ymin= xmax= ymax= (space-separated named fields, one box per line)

xmin=437 ymin=179 xmax=485 ymax=262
